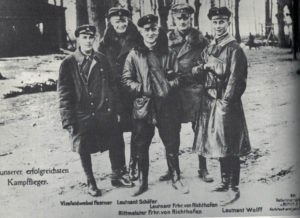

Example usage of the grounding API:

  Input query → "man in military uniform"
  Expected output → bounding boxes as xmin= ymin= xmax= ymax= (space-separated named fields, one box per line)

xmin=167 ymin=3 xmax=213 ymax=183
xmin=192 ymin=7 xmax=251 ymax=199
xmin=58 ymin=25 xmax=132 ymax=197
xmin=122 ymin=14 xmax=188 ymax=196
xmin=99 ymin=7 xmax=142 ymax=181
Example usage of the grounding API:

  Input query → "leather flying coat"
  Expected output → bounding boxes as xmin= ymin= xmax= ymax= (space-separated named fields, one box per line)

xmin=122 ymin=30 xmax=181 ymax=125
xmin=193 ymin=34 xmax=251 ymax=158
xmin=168 ymin=28 xmax=208 ymax=123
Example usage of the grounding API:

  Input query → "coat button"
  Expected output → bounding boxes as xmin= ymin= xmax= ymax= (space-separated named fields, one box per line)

xmin=105 ymin=98 xmax=109 ymax=102
xmin=107 ymin=108 xmax=111 ymax=112
xmin=91 ymin=112 xmax=95 ymax=116
xmin=90 ymin=102 xmax=94 ymax=106
xmin=89 ymin=92 xmax=92 ymax=96
xmin=100 ymin=68 xmax=103 ymax=72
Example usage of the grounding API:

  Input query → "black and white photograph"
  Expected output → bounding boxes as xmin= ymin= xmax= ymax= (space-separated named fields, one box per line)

xmin=0 ymin=0 xmax=299 ymax=217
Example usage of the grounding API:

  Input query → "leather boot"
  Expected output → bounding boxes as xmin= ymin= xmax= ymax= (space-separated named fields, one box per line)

xmin=111 ymin=169 xmax=133 ymax=188
xmin=80 ymin=153 xmax=101 ymax=196
xmin=198 ymin=155 xmax=214 ymax=183
xmin=87 ymin=178 xmax=102 ymax=197
xmin=159 ymin=155 xmax=172 ymax=181
xmin=128 ymin=157 xmax=138 ymax=181
xmin=212 ymin=173 xmax=229 ymax=192
xmin=218 ymin=157 xmax=241 ymax=206
xmin=133 ymin=157 xmax=149 ymax=196
xmin=169 ymin=154 xmax=189 ymax=194
xmin=212 ymin=158 xmax=229 ymax=192
xmin=230 ymin=157 xmax=240 ymax=188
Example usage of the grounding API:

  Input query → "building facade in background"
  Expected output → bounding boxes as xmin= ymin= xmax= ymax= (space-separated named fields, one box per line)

xmin=0 ymin=0 xmax=67 ymax=57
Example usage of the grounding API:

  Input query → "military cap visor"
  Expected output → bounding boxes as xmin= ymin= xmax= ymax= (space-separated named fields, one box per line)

xmin=74 ymin=25 xmax=96 ymax=37
xmin=107 ymin=7 xmax=131 ymax=19
xmin=171 ymin=3 xmax=195 ymax=15
xmin=137 ymin=14 xmax=158 ymax=27
xmin=208 ymin=7 xmax=231 ymax=20
xmin=173 ymin=13 xmax=191 ymax=20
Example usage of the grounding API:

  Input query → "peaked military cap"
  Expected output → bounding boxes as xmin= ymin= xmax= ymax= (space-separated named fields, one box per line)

xmin=137 ymin=14 xmax=158 ymax=27
xmin=208 ymin=7 xmax=232 ymax=20
xmin=171 ymin=3 xmax=195 ymax=15
xmin=74 ymin=24 xmax=96 ymax=37
xmin=107 ymin=7 xmax=131 ymax=19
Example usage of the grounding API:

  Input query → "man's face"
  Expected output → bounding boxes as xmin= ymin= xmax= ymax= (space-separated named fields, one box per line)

xmin=139 ymin=23 xmax=159 ymax=44
xmin=77 ymin=33 xmax=95 ymax=53
xmin=110 ymin=16 xmax=128 ymax=34
xmin=173 ymin=13 xmax=192 ymax=32
xmin=211 ymin=17 xmax=230 ymax=37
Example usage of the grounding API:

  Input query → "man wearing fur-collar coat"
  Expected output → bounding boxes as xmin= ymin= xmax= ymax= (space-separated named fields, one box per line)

xmin=99 ymin=7 xmax=141 ymax=181
xmin=167 ymin=3 xmax=213 ymax=183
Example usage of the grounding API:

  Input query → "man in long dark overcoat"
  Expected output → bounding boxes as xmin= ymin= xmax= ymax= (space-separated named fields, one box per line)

xmin=122 ymin=15 xmax=189 ymax=196
xmin=58 ymin=25 xmax=132 ymax=196
xmin=192 ymin=7 xmax=251 ymax=197
xmin=167 ymin=3 xmax=213 ymax=183
xmin=98 ymin=8 xmax=142 ymax=181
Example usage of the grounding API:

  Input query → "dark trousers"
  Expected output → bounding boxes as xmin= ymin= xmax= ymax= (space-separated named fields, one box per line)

xmin=192 ymin=122 xmax=208 ymax=171
xmin=109 ymin=128 xmax=126 ymax=172
xmin=79 ymin=128 xmax=126 ymax=182
xmin=219 ymin=156 xmax=240 ymax=187
xmin=133 ymin=118 xmax=181 ymax=168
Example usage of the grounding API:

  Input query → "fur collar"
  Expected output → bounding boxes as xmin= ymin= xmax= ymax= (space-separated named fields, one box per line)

xmin=134 ymin=29 xmax=169 ymax=55
xmin=101 ymin=20 xmax=141 ymax=47
xmin=168 ymin=27 xmax=206 ymax=47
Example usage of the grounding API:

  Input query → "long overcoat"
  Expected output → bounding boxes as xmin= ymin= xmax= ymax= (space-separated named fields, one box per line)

xmin=58 ymin=50 xmax=120 ymax=154
xmin=122 ymin=30 xmax=181 ymax=125
xmin=168 ymin=28 xmax=208 ymax=123
xmin=193 ymin=34 xmax=251 ymax=158
xmin=99 ymin=21 xmax=141 ymax=131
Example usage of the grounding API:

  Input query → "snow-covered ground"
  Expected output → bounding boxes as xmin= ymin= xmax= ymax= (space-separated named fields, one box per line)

xmin=0 ymin=47 xmax=299 ymax=218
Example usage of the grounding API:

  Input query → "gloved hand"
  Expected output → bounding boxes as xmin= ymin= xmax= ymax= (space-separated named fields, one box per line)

xmin=168 ymin=78 xmax=179 ymax=88
xmin=66 ymin=124 xmax=78 ymax=135
xmin=166 ymin=70 xmax=177 ymax=81
xmin=192 ymin=65 xmax=205 ymax=76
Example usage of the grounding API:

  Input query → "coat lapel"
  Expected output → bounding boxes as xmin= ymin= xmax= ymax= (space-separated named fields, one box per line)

xmin=177 ymin=41 xmax=191 ymax=59
xmin=176 ymin=29 xmax=199 ymax=59
xmin=117 ymin=40 xmax=133 ymax=60
xmin=87 ymin=58 xmax=97 ymax=81
xmin=87 ymin=52 xmax=104 ymax=83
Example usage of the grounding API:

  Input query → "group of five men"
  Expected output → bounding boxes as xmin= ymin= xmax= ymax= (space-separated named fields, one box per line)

xmin=58 ymin=3 xmax=251 ymax=197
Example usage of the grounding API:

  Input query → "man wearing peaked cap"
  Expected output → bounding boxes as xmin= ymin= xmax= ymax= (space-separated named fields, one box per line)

xmin=99 ymin=6 xmax=141 ymax=183
xmin=137 ymin=14 xmax=158 ymax=27
xmin=207 ymin=6 xmax=232 ymax=20
xmin=168 ymin=3 xmax=213 ymax=183
xmin=171 ymin=3 xmax=195 ymax=15
xmin=192 ymin=6 xmax=251 ymax=200
xmin=58 ymin=23 xmax=133 ymax=197
xmin=106 ymin=7 xmax=131 ymax=19
xmin=122 ymin=13 xmax=189 ymax=196
xmin=74 ymin=24 xmax=96 ymax=38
